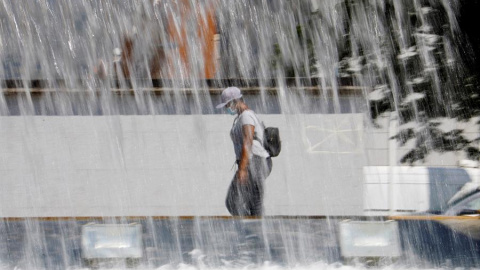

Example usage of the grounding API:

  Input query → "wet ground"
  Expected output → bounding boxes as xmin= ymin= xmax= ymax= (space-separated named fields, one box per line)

xmin=0 ymin=217 xmax=479 ymax=269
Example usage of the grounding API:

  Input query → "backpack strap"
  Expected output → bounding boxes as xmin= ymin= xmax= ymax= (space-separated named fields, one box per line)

xmin=251 ymin=112 xmax=265 ymax=145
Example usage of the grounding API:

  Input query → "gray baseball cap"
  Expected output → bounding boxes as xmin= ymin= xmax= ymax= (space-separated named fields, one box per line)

xmin=216 ymin=87 xmax=243 ymax=108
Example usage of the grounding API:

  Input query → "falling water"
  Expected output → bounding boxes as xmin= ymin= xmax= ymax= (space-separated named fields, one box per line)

xmin=0 ymin=0 xmax=464 ymax=116
xmin=1 ymin=0 xmax=478 ymax=269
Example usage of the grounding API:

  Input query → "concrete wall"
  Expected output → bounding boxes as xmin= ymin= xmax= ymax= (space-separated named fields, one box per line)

xmin=1 ymin=113 xmax=477 ymax=217
xmin=0 ymin=114 xmax=367 ymax=217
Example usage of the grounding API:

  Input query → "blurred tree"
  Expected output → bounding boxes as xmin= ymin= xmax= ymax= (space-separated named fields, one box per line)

xmin=336 ymin=0 xmax=480 ymax=164
xmin=269 ymin=0 xmax=479 ymax=165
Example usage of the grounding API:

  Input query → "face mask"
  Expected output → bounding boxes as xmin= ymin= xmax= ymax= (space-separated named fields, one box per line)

xmin=227 ymin=107 xmax=237 ymax=115
xmin=226 ymin=102 xmax=237 ymax=115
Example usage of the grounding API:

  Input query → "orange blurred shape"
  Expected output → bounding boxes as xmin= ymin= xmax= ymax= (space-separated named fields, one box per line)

xmin=166 ymin=0 xmax=217 ymax=79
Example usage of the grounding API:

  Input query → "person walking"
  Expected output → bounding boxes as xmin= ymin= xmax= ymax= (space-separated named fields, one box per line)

xmin=216 ymin=87 xmax=272 ymax=217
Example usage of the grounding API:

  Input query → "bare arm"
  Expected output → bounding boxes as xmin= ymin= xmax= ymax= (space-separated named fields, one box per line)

xmin=237 ymin=124 xmax=254 ymax=184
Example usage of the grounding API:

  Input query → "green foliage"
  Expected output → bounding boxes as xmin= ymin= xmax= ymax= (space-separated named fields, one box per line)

xmin=454 ymin=75 xmax=480 ymax=121
xmin=271 ymin=0 xmax=479 ymax=164
xmin=334 ymin=0 xmax=480 ymax=164
xmin=399 ymin=127 xmax=470 ymax=164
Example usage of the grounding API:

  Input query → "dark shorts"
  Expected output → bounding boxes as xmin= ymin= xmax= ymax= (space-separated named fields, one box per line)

xmin=225 ymin=156 xmax=272 ymax=217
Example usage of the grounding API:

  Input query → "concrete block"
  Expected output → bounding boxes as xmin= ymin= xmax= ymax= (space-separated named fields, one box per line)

xmin=365 ymin=149 xmax=389 ymax=165
xmin=364 ymin=132 xmax=389 ymax=149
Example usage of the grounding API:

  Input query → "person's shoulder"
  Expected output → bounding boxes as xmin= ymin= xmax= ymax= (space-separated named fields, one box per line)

xmin=241 ymin=109 xmax=256 ymax=117
xmin=239 ymin=110 xmax=256 ymax=124
xmin=239 ymin=110 xmax=257 ymax=119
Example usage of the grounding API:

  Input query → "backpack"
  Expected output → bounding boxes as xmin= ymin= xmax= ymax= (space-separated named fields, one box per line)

xmin=263 ymin=126 xmax=281 ymax=157
xmin=251 ymin=112 xmax=281 ymax=157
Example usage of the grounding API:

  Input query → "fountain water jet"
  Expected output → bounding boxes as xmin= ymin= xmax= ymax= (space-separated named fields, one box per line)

xmin=1 ymin=0 xmax=479 ymax=269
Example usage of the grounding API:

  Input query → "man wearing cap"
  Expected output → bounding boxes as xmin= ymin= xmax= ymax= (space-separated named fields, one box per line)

xmin=216 ymin=87 xmax=272 ymax=217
